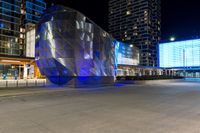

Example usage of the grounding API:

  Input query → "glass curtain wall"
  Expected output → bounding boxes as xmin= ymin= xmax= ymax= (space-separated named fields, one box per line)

xmin=0 ymin=0 xmax=21 ymax=56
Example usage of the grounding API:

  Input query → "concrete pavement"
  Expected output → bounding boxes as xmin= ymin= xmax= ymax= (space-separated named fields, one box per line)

xmin=0 ymin=81 xmax=200 ymax=133
xmin=0 ymin=87 xmax=71 ymax=97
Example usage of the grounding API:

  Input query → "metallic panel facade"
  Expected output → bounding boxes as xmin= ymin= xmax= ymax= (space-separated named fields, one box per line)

xmin=36 ymin=6 xmax=116 ymax=85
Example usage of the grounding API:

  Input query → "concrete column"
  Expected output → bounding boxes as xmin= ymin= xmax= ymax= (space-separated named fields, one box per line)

xmin=23 ymin=64 xmax=28 ymax=79
xmin=29 ymin=65 xmax=34 ymax=79
xmin=159 ymin=70 xmax=162 ymax=75
xmin=19 ymin=66 xmax=21 ymax=79
xmin=149 ymin=70 xmax=152 ymax=76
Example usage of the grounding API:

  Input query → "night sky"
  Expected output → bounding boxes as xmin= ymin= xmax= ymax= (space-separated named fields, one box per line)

xmin=46 ymin=0 xmax=200 ymax=41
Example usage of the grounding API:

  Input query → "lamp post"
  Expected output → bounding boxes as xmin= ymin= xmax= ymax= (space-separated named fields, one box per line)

xmin=183 ymin=49 xmax=186 ymax=77
xmin=170 ymin=37 xmax=176 ymax=42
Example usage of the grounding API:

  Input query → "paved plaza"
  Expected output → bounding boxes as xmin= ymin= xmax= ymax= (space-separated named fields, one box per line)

xmin=0 ymin=81 xmax=200 ymax=133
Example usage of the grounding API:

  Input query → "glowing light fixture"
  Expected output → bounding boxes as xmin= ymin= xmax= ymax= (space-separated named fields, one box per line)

xmin=170 ymin=37 xmax=176 ymax=41
xmin=126 ymin=11 xmax=131 ymax=15
xmin=1 ymin=60 xmax=21 ymax=63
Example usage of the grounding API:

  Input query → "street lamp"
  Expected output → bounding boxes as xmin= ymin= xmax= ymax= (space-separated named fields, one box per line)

xmin=183 ymin=49 xmax=186 ymax=77
xmin=170 ymin=37 xmax=176 ymax=42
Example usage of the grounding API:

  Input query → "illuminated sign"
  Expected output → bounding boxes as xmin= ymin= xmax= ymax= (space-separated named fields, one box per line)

xmin=159 ymin=39 xmax=200 ymax=68
xmin=116 ymin=41 xmax=139 ymax=65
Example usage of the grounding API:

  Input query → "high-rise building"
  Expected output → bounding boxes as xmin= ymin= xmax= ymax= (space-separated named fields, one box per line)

xmin=109 ymin=0 xmax=161 ymax=66
xmin=0 ymin=0 xmax=46 ymax=80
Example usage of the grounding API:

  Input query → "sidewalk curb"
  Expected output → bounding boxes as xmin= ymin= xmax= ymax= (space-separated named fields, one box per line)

xmin=0 ymin=89 xmax=72 ymax=98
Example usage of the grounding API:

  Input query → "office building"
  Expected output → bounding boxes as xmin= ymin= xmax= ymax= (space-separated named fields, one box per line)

xmin=0 ymin=0 xmax=46 ymax=80
xmin=109 ymin=0 xmax=161 ymax=66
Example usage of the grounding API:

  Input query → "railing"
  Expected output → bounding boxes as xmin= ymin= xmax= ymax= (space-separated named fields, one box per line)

xmin=0 ymin=79 xmax=46 ymax=88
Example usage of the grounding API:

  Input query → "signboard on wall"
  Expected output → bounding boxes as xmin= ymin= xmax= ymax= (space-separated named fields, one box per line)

xmin=159 ymin=39 xmax=200 ymax=68
xmin=117 ymin=41 xmax=139 ymax=65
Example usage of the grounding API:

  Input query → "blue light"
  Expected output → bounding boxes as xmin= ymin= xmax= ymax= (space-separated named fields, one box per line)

xmin=159 ymin=39 xmax=200 ymax=68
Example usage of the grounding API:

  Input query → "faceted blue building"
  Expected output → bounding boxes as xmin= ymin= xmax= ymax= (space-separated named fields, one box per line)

xmin=36 ymin=5 xmax=116 ymax=86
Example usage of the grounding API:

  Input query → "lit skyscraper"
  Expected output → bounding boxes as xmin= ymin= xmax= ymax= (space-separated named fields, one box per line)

xmin=109 ymin=0 xmax=161 ymax=66
xmin=0 ymin=0 xmax=46 ymax=79
xmin=0 ymin=0 xmax=46 ymax=56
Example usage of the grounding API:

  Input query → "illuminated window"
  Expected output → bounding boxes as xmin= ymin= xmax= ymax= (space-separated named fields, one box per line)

xmin=127 ymin=0 xmax=131 ymax=5
xmin=126 ymin=11 xmax=131 ymax=15
xmin=144 ymin=11 xmax=148 ymax=17
xmin=21 ymin=9 xmax=25 ymax=14
xmin=20 ymin=34 xmax=24 ymax=39
xmin=133 ymin=32 xmax=138 ymax=36
xmin=133 ymin=26 xmax=137 ymax=29
xmin=20 ymin=28 xmax=25 ymax=33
